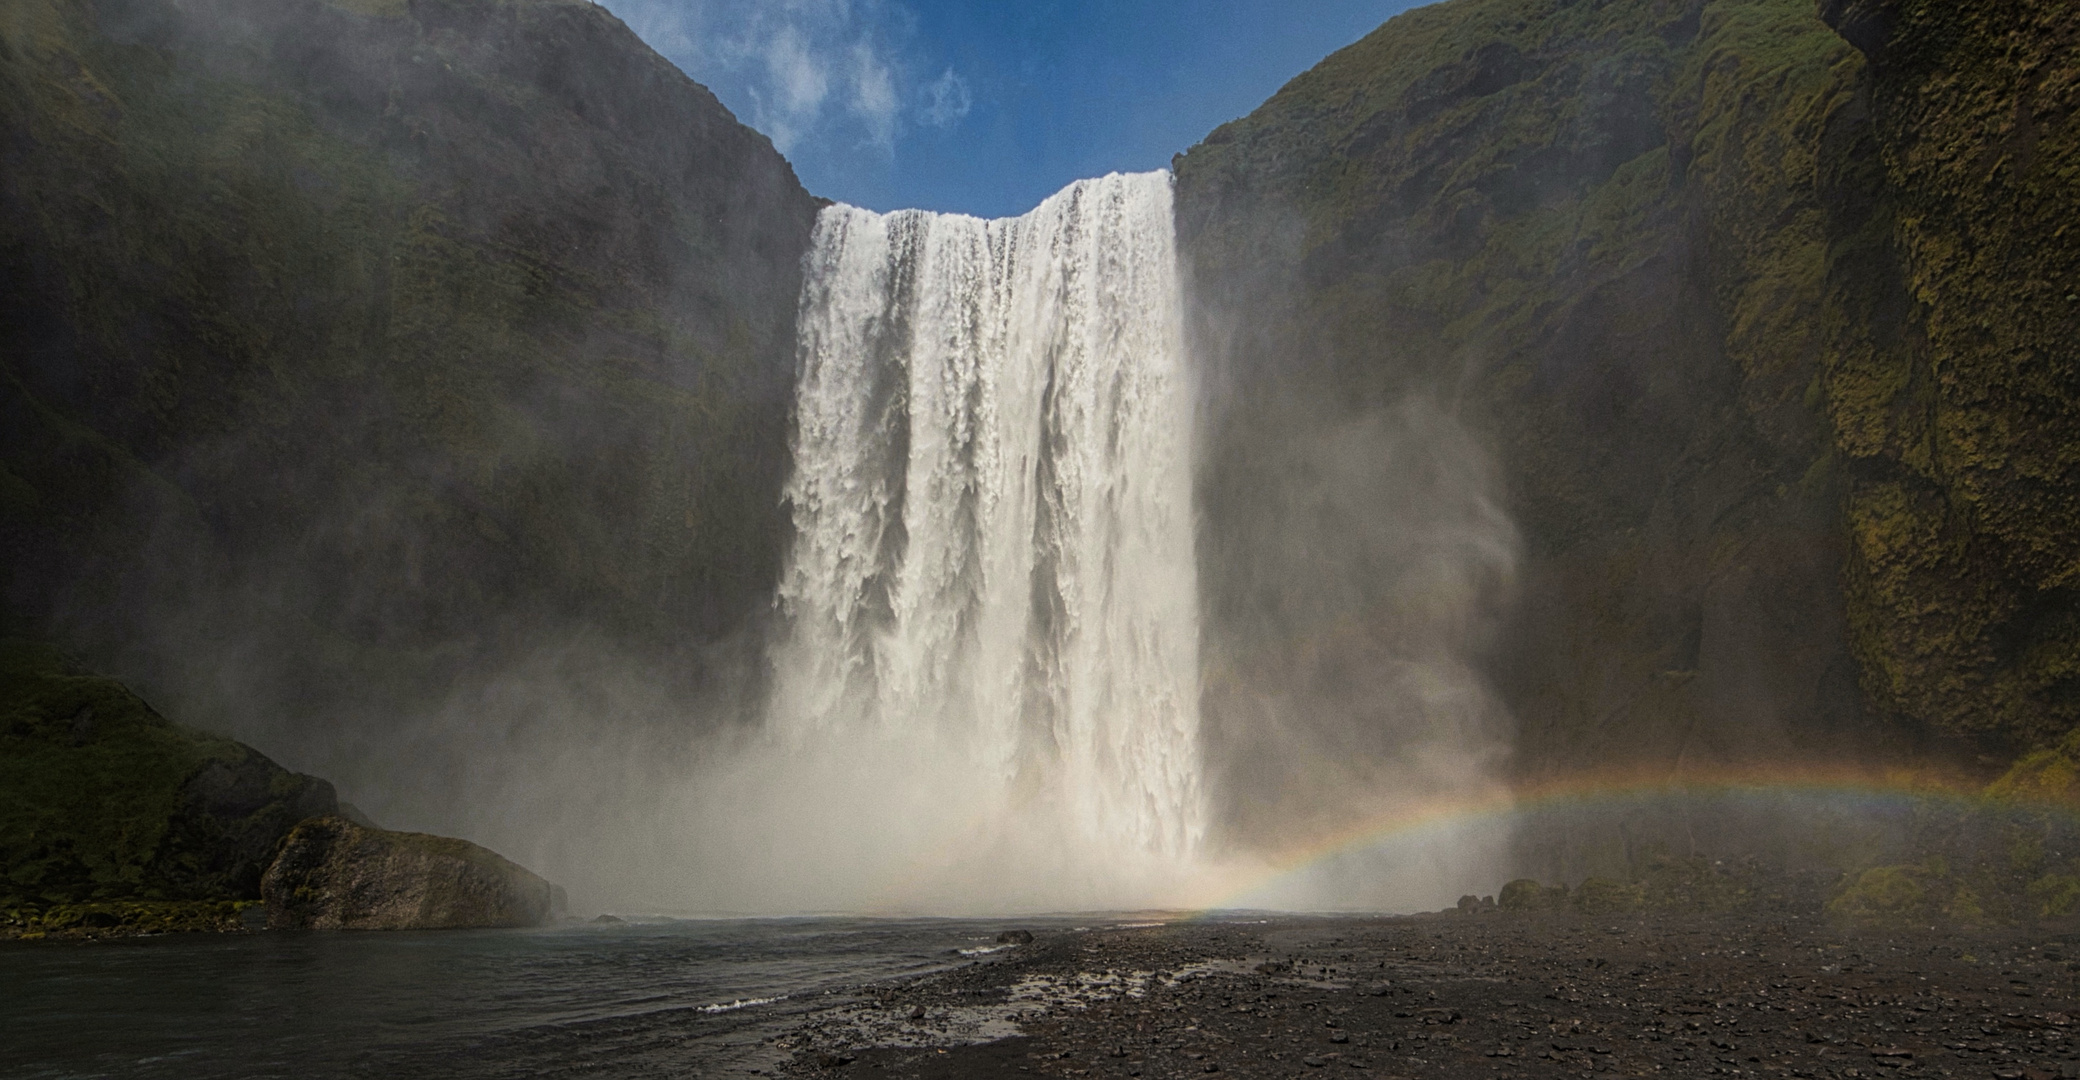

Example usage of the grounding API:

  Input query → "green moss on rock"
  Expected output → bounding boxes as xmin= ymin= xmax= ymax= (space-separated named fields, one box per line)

xmin=1571 ymin=876 xmax=1647 ymax=914
xmin=1826 ymin=863 xmax=1931 ymax=920
xmin=1499 ymin=878 xmax=1568 ymax=910
xmin=1818 ymin=0 xmax=2080 ymax=748
xmin=1 ymin=899 xmax=261 ymax=940
xmin=0 ymin=638 xmax=335 ymax=908
xmin=1988 ymin=725 xmax=2080 ymax=806
xmin=1177 ymin=0 xmax=2080 ymax=809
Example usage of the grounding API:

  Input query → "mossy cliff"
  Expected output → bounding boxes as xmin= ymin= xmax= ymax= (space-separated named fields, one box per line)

xmin=0 ymin=0 xmax=817 ymax=757
xmin=1174 ymin=0 xmax=2077 ymax=837
xmin=3 ymin=639 xmax=567 ymax=935
xmin=1818 ymin=0 xmax=2080 ymax=750
xmin=0 ymin=639 xmax=336 ymax=912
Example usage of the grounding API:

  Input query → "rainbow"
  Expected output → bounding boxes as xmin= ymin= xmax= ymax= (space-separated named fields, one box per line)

xmin=1189 ymin=761 xmax=2079 ymax=914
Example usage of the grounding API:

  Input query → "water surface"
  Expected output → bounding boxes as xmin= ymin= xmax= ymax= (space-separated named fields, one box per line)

xmin=3 ymin=917 xmax=1058 ymax=1078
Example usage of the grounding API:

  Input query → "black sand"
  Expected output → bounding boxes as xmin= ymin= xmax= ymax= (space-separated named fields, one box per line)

xmin=771 ymin=912 xmax=2080 ymax=1080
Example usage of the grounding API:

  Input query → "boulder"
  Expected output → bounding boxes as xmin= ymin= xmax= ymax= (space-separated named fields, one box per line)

xmin=262 ymin=817 xmax=557 ymax=930
xmin=1498 ymin=879 xmax=1568 ymax=912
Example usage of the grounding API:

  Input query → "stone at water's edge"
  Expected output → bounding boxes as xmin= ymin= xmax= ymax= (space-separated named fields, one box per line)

xmin=262 ymin=817 xmax=559 ymax=930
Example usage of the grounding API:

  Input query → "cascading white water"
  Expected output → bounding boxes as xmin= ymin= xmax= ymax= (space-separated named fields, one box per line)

xmin=768 ymin=170 xmax=1204 ymax=872
xmin=623 ymin=171 xmax=1510 ymax=914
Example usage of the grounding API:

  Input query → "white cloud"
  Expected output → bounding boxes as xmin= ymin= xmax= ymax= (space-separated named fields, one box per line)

xmin=920 ymin=67 xmax=971 ymax=128
xmin=754 ymin=26 xmax=830 ymax=150
xmin=607 ymin=0 xmax=967 ymax=160
xmin=765 ymin=27 xmax=830 ymax=117
xmin=848 ymin=40 xmax=899 ymax=149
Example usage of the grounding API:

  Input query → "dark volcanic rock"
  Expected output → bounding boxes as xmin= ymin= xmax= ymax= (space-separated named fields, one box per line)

xmin=262 ymin=816 xmax=557 ymax=930
xmin=772 ymin=913 xmax=2080 ymax=1080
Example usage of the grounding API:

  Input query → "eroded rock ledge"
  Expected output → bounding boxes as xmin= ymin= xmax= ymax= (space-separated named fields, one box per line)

xmin=263 ymin=817 xmax=561 ymax=931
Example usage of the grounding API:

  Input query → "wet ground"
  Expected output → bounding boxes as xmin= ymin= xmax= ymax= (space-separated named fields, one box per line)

xmin=770 ymin=912 xmax=2080 ymax=1080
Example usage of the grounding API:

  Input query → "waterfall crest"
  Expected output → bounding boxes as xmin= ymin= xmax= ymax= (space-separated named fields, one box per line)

xmin=769 ymin=171 xmax=1205 ymax=865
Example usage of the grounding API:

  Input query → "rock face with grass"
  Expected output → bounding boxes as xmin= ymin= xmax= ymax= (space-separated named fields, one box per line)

xmin=0 ymin=0 xmax=818 ymax=772
xmin=263 ymin=816 xmax=558 ymax=930
xmin=1174 ymin=0 xmax=2080 ymax=832
xmin=3 ymin=639 xmax=559 ymax=934
xmin=0 ymin=638 xmax=336 ymax=910
xmin=1817 ymin=0 xmax=2080 ymax=751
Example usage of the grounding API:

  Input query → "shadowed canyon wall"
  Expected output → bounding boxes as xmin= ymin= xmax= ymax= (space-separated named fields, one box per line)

xmin=0 ymin=0 xmax=817 ymax=829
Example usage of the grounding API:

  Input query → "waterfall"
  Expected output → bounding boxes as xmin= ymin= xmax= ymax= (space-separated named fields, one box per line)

xmin=768 ymin=171 xmax=1204 ymax=867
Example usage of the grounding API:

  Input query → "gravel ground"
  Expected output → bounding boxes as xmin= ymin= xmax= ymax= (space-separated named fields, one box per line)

xmin=769 ymin=911 xmax=2080 ymax=1080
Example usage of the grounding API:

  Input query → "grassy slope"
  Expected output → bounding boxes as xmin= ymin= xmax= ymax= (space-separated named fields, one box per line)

xmin=1176 ymin=0 xmax=2077 ymax=818
xmin=0 ymin=639 xmax=330 ymax=909
xmin=0 ymin=0 xmax=817 ymax=744
xmin=1178 ymin=0 xmax=1873 ymax=826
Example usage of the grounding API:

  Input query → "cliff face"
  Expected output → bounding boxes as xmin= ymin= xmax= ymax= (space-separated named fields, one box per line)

xmin=0 ymin=0 xmax=818 ymax=752
xmin=1176 ymin=0 xmax=2077 ymax=835
xmin=1818 ymin=0 xmax=2080 ymax=750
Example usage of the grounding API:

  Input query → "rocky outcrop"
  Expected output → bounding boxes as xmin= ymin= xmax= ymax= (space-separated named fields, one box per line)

xmin=0 ymin=638 xmax=336 ymax=907
xmin=4 ymin=637 xmax=562 ymax=933
xmin=1817 ymin=0 xmax=1897 ymax=59
xmin=263 ymin=816 xmax=558 ymax=930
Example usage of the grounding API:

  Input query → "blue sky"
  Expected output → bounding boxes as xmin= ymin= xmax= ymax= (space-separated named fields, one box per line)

xmin=604 ymin=0 xmax=1427 ymax=217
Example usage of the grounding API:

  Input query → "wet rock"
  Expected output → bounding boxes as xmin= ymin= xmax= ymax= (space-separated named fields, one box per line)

xmin=261 ymin=816 xmax=557 ymax=930
xmin=773 ymin=913 xmax=2080 ymax=1080
xmin=996 ymin=929 xmax=1034 ymax=944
